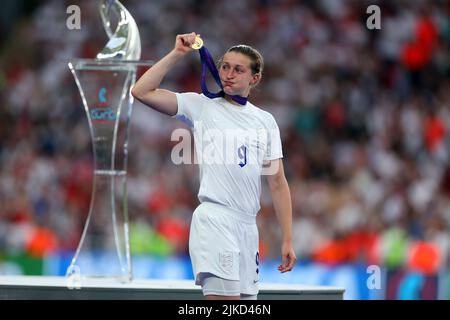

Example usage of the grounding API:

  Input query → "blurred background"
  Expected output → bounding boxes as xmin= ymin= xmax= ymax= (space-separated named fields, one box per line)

xmin=0 ymin=0 xmax=449 ymax=299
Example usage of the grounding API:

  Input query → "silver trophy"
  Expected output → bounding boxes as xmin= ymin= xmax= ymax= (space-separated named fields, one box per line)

xmin=66 ymin=0 xmax=152 ymax=284
xmin=97 ymin=0 xmax=141 ymax=60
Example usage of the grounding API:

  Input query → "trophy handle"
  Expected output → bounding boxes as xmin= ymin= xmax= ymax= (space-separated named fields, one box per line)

xmin=97 ymin=0 xmax=141 ymax=61
xmin=99 ymin=0 xmax=116 ymax=39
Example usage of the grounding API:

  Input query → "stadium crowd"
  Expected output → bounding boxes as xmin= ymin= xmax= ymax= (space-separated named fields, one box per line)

xmin=0 ymin=0 xmax=449 ymax=276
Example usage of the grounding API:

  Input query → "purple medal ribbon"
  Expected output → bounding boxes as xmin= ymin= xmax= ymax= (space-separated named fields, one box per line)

xmin=198 ymin=46 xmax=248 ymax=106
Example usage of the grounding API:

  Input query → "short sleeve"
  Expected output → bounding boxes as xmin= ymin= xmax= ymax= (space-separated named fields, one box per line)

xmin=264 ymin=114 xmax=283 ymax=161
xmin=173 ymin=92 xmax=206 ymax=128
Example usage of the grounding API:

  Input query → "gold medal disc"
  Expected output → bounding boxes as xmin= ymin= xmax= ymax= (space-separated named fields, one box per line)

xmin=191 ymin=36 xmax=204 ymax=50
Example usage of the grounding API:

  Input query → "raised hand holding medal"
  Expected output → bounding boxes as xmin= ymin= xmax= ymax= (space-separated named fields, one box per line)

xmin=191 ymin=35 xmax=204 ymax=50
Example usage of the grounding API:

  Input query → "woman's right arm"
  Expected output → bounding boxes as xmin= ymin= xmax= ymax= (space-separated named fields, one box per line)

xmin=131 ymin=32 xmax=198 ymax=116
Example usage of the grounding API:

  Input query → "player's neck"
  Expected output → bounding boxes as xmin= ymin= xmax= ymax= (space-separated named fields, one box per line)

xmin=224 ymin=94 xmax=248 ymax=106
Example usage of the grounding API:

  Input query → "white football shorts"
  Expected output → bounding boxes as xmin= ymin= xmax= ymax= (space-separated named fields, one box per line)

xmin=189 ymin=201 xmax=260 ymax=296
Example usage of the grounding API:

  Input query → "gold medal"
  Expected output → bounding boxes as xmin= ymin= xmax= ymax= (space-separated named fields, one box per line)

xmin=191 ymin=35 xmax=204 ymax=50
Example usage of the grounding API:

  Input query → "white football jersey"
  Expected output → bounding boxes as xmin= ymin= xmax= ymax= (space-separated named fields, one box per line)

xmin=173 ymin=92 xmax=283 ymax=216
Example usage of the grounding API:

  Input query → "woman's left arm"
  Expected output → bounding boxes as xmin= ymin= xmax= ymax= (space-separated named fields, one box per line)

xmin=265 ymin=159 xmax=297 ymax=273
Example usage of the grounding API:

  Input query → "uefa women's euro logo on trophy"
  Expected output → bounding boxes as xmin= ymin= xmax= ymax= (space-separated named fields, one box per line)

xmin=66 ymin=0 xmax=152 ymax=285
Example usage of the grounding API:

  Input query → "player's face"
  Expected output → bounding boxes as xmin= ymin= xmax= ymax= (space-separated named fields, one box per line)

xmin=219 ymin=52 xmax=259 ymax=97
